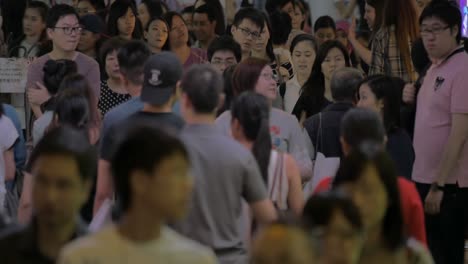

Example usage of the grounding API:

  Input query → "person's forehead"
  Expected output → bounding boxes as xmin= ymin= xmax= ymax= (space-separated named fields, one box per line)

xmin=32 ymin=154 xmax=82 ymax=179
xmin=212 ymin=49 xmax=236 ymax=59
xmin=421 ymin=16 xmax=446 ymax=26
xmin=193 ymin=12 xmax=209 ymax=20
xmin=239 ymin=19 xmax=260 ymax=30
xmin=56 ymin=14 xmax=79 ymax=25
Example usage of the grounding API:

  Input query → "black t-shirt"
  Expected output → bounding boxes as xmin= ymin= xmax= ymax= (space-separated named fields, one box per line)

xmin=100 ymin=111 xmax=185 ymax=161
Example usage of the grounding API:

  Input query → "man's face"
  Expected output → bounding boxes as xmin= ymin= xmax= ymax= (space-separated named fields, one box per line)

xmin=32 ymin=154 xmax=90 ymax=228
xmin=47 ymin=14 xmax=81 ymax=52
xmin=211 ymin=49 xmax=237 ymax=72
xmin=193 ymin=12 xmax=216 ymax=42
xmin=420 ymin=17 xmax=458 ymax=60
xmin=231 ymin=18 xmax=260 ymax=54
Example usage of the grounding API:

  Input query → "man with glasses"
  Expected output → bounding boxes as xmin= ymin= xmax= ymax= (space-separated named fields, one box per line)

xmin=207 ymin=35 xmax=242 ymax=73
xmin=26 ymin=4 xmax=100 ymax=129
xmin=404 ymin=1 xmax=468 ymax=263
xmin=230 ymin=7 xmax=264 ymax=61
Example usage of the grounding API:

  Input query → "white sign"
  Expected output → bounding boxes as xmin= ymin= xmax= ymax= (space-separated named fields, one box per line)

xmin=0 ymin=58 xmax=30 ymax=93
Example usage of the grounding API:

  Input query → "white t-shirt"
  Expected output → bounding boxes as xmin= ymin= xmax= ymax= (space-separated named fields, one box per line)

xmin=58 ymin=225 xmax=217 ymax=264
xmin=0 ymin=115 xmax=19 ymax=209
xmin=284 ymin=76 xmax=301 ymax=114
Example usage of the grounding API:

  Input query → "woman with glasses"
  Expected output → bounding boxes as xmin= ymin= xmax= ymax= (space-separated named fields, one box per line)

xmin=162 ymin=11 xmax=207 ymax=70
xmin=107 ymin=0 xmax=142 ymax=40
xmin=368 ymin=0 xmax=419 ymax=83
xmin=292 ymin=40 xmax=350 ymax=124
xmin=217 ymin=58 xmax=314 ymax=182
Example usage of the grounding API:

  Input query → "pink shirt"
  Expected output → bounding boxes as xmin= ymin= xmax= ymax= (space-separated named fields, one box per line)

xmin=412 ymin=48 xmax=468 ymax=187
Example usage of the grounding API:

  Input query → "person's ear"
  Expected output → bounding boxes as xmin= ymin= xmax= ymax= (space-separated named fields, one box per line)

xmin=143 ymin=30 xmax=148 ymax=40
xmin=450 ymin=25 xmax=459 ymax=39
xmin=383 ymin=135 xmax=388 ymax=146
xmin=47 ymin=28 xmax=54 ymax=40
xmin=231 ymin=118 xmax=242 ymax=139
xmin=231 ymin=25 xmax=236 ymax=35
xmin=340 ymin=136 xmax=351 ymax=156
xmin=377 ymin=99 xmax=384 ymax=110
xmin=216 ymin=93 xmax=225 ymax=112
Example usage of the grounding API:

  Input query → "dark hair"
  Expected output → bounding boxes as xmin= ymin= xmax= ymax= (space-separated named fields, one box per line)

xmin=162 ymin=11 xmax=191 ymax=48
xmin=331 ymin=67 xmax=363 ymax=101
xmin=117 ymin=40 xmax=151 ymax=85
xmin=207 ymin=35 xmax=242 ymax=62
xmin=357 ymin=75 xmax=401 ymax=133
xmin=232 ymin=57 xmax=270 ymax=96
xmin=54 ymin=90 xmax=90 ymax=132
xmin=181 ymin=5 xmax=194 ymax=14
xmin=260 ymin=12 xmax=275 ymax=62
xmin=365 ymin=0 xmax=385 ymax=32
xmin=302 ymin=191 xmax=363 ymax=232
xmin=332 ymin=142 xmax=405 ymax=251
xmin=218 ymin=64 xmax=236 ymax=115
xmin=181 ymin=64 xmax=223 ymax=113
xmin=145 ymin=16 xmax=170 ymax=50
xmin=43 ymin=59 xmax=78 ymax=95
xmin=1 ymin=0 xmax=27 ymax=42
xmin=301 ymin=40 xmax=350 ymax=109
xmin=269 ymin=10 xmax=292 ymax=46
xmin=194 ymin=0 xmax=226 ymax=35
xmin=29 ymin=126 xmax=96 ymax=181
xmin=194 ymin=4 xmax=216 ymax=22
xmin=232 ymin=7 xmax=265 ymax=30
xmin=419 ymin=0 xmax=462 ymax=42
xmin=46 ymin=4 xmax=79 ymax=28
xmin=231 ymin=92 xmax=271 ymax=183
xmin=265 ymin=0 xmax=294 ymax=14
xmin=78 ymin=0 xmax=107 ymax=19
xmin=290 ymin=33 xmax=317 ymax=54
xmin=140 ymin=0 xmax=165 ymax=22
xmin=111 ymin=125 xmax=188 ymax=211
xmin=107 ymin=0 xmax=143 ymax=39
xmin=99 ymin=37 xmax=127 ymax=79
xmin=27 ymin=1 xmax=49 ymax=22
xmin=313 ymin=15 xmax=336 ymax=33
xmin=0 ymin=103 xmax=3 ymax=116
xmin=340 ymin=108 xmax=386 ymax=148
xmin=411 ymin=38 xmax=430 ymax=75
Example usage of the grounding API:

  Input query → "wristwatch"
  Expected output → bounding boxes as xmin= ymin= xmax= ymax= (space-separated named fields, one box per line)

xmin=430 ymin=182 xmax=444 ymax=192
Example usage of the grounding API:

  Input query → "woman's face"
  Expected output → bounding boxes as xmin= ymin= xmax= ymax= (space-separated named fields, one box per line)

xmin=318 ymin=210 xmax=364 ymax=264
xmin=23 ymin=8 xmax=46 ymax=38
xmin=340 ymin=165 xmax=388 ymax=229
xmin=357 ymin=83 xmax=383 ymax=114
xmin=137 ymin=3 xmax=150 ymax=29
xmin=292 ymin=40 xmax=315 ymax=78
xmin=254 ymin=23 xmax=270 ymax=53
xmin=321 ymin=47 xmax=346 ymax=80
xmin=291 ymin=5 xmax=305 ymax=30
xmin=255 ymin=66 xmax=277 ymax=101
xmin=77 ymin=30 xmax=98 ymax=53
xmin=169 ymin=15 xmax=189 ymax=47
xmin=105 ymin=50 xmax=120 ymax=79
xmin=77 ymin=0 xmax=96 ymax=17
xmin=336 ymin=29 xmax=348 ymax=47
xmin=315 ymin=27 xmax=336 ymax=47
xmin=364 ymin=3 xmax=376 ymax=30
xmin=117 ymin=8 xmax=136 ymax=38
xmin=145 ymin=19 xmax=169 ymax=50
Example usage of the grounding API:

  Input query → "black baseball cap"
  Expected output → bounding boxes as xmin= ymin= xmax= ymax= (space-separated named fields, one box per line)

xmin=80 ymin=14 xmax=106 ymax=34
xmin=141 ymin=52 xmax=183 ymax=106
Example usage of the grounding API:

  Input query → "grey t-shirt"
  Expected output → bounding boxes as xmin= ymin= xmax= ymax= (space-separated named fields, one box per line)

xmin=216 ymin=108 xmax=313 ymax=180
xmin=173 ymin=124 xmax=267 ymax=263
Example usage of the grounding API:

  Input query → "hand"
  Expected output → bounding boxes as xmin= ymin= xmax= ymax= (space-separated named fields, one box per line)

xmin=402 ymin=83 xmax=416 ymax=104
xmin=424 ymin=189 xmax=444 ymax=215
xmin=27 ymin=82 xmax=51 ymax=105
xmin=348 ymin=17 xmax=357 ymax=41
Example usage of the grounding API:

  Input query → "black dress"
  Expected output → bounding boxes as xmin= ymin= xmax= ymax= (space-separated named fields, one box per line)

xmin=98 ymin=80 xmax=132 ymax=116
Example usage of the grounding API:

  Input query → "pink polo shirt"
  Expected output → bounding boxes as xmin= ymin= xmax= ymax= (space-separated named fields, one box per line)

xmin=412 ymin=48 xmax=468 ymax=187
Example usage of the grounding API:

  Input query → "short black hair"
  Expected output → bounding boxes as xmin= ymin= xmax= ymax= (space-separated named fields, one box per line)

xmin=99 ymin=37 xmax=127 ymax=78
xmin=107 ymin=0 xmax=143 ymax=39
xmin=289 ymin=33 xmax=317 ymax=53
xmin=193 ymin=4 xmax=216 ymax=22
xmin=302 ymin=191 xmax=363 ymax=232
xmin=43 ymin=59 xmax=78 ymax=95
xmin=46 ymin=4 xmax=79 ymax=28
xmin=269 ymin=11 xmax=292 ymax=45
xmin=340 ymin=108 xmax=386 ymax=148
xmin=111 ymin=125 xmax=188 ymax=212
xmin=181 ymin=5 xmax=194 ymax=14
xmin=332 ymin=142 xmax=405 ymax=251
xmin=314 ymin=15 xmax=336 ymax=32
xmin=28 ymin=126 xmax=96 ymax=181
xmin=117 ymin=40 xmax=151 ymax=85
xmin=232 ymin=7 xmax=264 ymax=30
xmin=181 ymin=64 xmax=223 ymax=113
xmin=331 ymin=67 xmax=363 ymax=102
xmin=419 ymin=0 xmax=462 ymax=42
xmin=207 ymin=35 xmax=242 ymax=62
xmin=265 ymin=0 xmax=294 ymax=14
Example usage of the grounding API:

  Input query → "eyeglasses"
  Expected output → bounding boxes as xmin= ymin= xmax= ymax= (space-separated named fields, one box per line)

xmin=420 ymin=25 xmax=450 ymax=37
xmin=236 ymin=26 xmax=260 ymax=39
xmin=53 ymin=26 xmax=83 ymax=35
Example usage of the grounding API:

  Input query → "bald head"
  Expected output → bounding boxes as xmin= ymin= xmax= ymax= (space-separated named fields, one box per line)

xmin=330 ymin=67 xmax=364 ymax=102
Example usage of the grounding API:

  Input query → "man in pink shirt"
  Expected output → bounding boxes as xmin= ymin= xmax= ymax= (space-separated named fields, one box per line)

xmin=404 ymin=2 xmax=468 ymax=263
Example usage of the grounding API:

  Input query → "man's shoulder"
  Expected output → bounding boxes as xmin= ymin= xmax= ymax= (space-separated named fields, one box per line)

xmin=75 ymin=52 xmax=99 ymax=67
xmin=103 ymin=98 xmax=143 ymax=126
xmin=59 ymin=226 xmax=117 ymax=260
xmin=163 ymin=228 xmax=216 ymax=262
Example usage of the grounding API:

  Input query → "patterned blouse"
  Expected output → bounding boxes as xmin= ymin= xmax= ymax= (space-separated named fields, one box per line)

xmin=98 ymin=81 xmax=132 ymax=116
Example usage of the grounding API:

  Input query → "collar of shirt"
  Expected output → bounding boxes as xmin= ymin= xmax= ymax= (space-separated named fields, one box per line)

xmin=431 ymin=46 xmax=465 ymax=66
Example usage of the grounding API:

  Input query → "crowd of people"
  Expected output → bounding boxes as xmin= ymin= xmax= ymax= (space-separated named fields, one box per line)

xmin=0 ymin=0 xmax=467 ymax=263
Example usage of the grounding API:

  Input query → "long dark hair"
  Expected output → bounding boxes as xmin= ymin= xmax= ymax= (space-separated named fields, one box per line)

xmin=232 ymin=57 xmax=270 ymax=97
xmin=107 ymin=0 xmax=142 ymax=39
xmin=332 ymin=142 xmax=405 ymax=251
xmin=365 ymin=0 xmax=385 ymax=33
xmin=162 ymin=11 xmax=191 ymax=48
xmin=231 ymin=92 xmax=272 ymax=183
xmin=357 ymin=75 xmax=401 ymax=134
xmin=260 ymin=12 xmax=275 ymax=62
xmin=301 ymin=40 xmax=350 ymax=106
xmin=53 ymin=90 xmax=90 ymax=131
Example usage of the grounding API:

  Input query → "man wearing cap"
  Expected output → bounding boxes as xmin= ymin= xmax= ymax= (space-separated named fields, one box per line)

xmin=95 ymin=51 xmax=184 ymax=217
xmin=77 ymin=14 xmax=106 ymax=60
